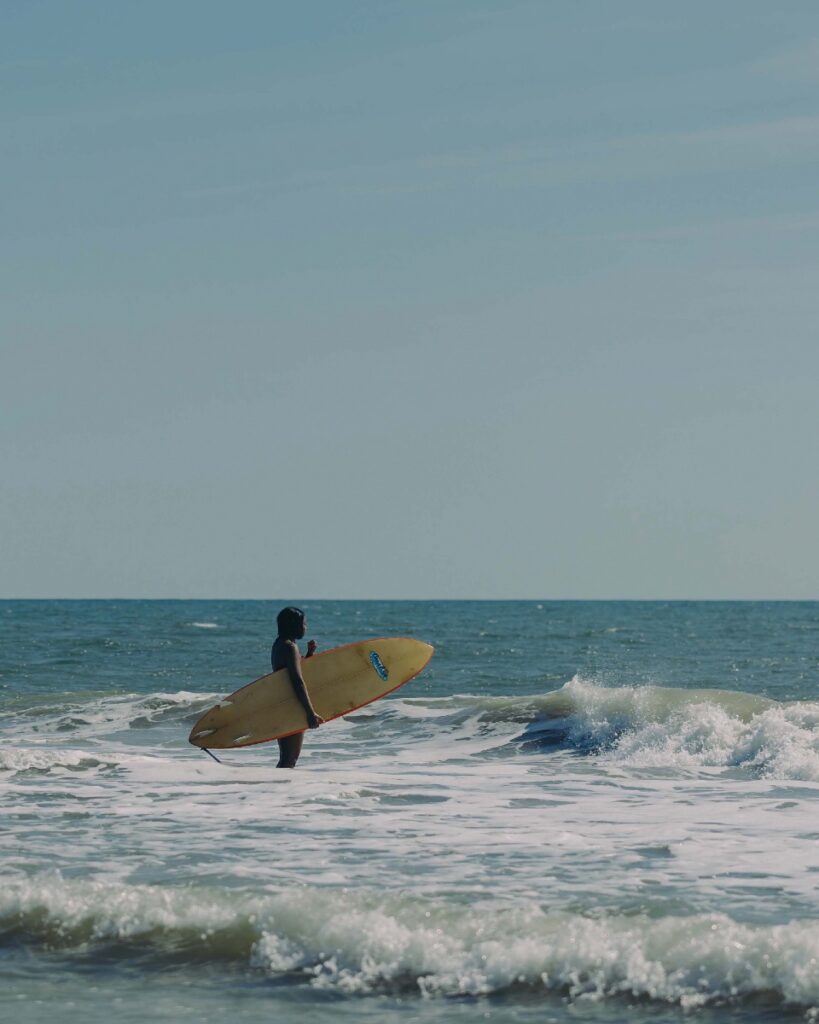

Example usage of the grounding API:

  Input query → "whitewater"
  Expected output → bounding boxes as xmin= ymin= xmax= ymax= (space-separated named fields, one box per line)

xmin=1 ymin=600 xmax=818 ymax=1024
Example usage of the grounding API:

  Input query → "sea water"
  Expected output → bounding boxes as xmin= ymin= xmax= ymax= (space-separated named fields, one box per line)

xmin=1 ymin=600 xmax=818 ymax=1024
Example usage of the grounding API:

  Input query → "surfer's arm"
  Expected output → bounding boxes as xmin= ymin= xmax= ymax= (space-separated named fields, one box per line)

xmin=305 ymin=640 xmax=317 ymax=658
xmin=284 ymin=641 xmax=324 ymax=729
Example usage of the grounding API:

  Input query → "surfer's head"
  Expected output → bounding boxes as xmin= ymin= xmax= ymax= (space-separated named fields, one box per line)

xmin=277 ymin=605 xmax=306 ymax=640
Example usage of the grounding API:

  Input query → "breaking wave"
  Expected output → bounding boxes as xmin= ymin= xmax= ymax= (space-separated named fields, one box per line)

xmin=3 ymin=679 xmax=819 ymax=779
xmin=2 ymin=874 xmax=818 ymax=1009
xmin=391 ymin=678 xmax=819 ymax=780
xmin=404 ymin=676 xmax=775 ymax=726
xmin=528 ymin=678 xmax=819 ymax=779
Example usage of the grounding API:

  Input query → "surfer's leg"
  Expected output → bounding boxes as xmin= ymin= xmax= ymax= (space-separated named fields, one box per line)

xmin=277 ymin=733 xmax=304 ymax=768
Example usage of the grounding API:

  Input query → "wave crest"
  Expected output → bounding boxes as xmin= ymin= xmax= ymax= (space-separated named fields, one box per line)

xmin=530 ymin=678 xmax=819 ymax=779
xmin=397 ymin=679 xmax=819 ymax=779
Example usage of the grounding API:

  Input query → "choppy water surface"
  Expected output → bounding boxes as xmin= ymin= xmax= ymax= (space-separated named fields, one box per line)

xmin=1 ymin=600 xmax=818 ymax=1024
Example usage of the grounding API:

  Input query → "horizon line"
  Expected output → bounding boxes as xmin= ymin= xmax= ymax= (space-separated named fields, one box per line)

xmin=1 ymin=596 xmax=817 ymax=603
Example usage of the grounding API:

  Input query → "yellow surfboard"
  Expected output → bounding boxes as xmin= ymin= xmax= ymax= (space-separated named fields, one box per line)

xmin=188 ymin=637 xmax=434 ymax=750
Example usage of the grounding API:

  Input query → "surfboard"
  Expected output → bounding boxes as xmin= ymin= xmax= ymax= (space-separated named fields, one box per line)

xmin=188 ymin=637 xmax=434 ymax=750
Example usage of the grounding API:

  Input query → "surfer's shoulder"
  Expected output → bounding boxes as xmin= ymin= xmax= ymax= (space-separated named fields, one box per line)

xmin=272 ymin=636 xmax=299 ymax=672
xmin=282 ymin=637 xmax=300 ymax=658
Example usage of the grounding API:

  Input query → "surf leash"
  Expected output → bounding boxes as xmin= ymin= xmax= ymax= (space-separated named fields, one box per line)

xmin=202 ymin=748 xmax=222 ymax=764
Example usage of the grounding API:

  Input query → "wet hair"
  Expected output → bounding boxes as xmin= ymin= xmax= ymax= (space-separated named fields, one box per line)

xmin=276 ymin=606 xmax=305 ymax=637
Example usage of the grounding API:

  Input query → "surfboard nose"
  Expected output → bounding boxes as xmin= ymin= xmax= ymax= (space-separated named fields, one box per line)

xmin=409 ymin=640 xmax=434 ymax=674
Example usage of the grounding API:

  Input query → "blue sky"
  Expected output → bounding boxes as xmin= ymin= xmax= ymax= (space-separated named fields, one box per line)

xmin=3 ymin=1 xmax=819 ymax=598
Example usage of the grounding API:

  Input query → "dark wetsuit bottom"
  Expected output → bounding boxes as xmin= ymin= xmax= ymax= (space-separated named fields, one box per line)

xmin=277 ymin=732 xmax=304 ymax=768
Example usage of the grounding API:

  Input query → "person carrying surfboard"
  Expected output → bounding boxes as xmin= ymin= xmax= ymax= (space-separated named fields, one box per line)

xmin=271 ymin=606 xmax=324 ymax=768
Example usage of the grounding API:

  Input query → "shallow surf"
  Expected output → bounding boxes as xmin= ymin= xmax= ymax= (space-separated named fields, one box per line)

xmin=2 ymin=599 xmax=818 ymax=1023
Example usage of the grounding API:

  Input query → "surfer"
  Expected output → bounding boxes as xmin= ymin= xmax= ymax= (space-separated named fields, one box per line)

xmin=272 ymin=606 xmax=324 ymax=768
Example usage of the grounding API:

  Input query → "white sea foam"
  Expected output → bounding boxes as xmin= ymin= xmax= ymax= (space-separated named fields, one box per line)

xmin=446 ymin=677 xmax=774 ymax=724
xmin=539 ymin=678 xmax=819 ymax=779
xmin=3 ymin=684 xmax=819 ymax=1007
xmin=395 ymin=677 xmax=773 ymax=730
xmin=0 ymin=747 xmax=121 ymax=774
xmin=4 ymin=874 xmax=819 ymax=1009
xmin=1 ymin=691 xmax=219 ymax=740
xmin=387 ymin=678 xmax=819 ymax=780
xmin=597 ymin=700 xmax=819 ymax=778
xmin=5 ymin=679 xmax=819 ymax=780
xmin=190 ymin=622 xmax=220 ymax=629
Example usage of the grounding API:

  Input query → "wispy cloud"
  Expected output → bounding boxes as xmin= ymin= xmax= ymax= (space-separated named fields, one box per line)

xmin=24 ymin=107 xmax=819 ymax=204
xmin=578 ymin=209 xmax=819 ymax=245
xmin=477 ymin=114 xmax=819 ymax=188
xmin=184 ymin=112 xmax=819 ymax=211
xmin=754 ymin=38 xmax=819 ymax=82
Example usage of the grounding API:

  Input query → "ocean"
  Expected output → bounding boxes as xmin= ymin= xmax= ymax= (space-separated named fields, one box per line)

xmin=1 ymin=599 xmax=818 ymax=1023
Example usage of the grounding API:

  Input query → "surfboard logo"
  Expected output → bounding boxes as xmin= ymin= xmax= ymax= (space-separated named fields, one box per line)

xmin=369 ymin=650 xmax=389 ymax=682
